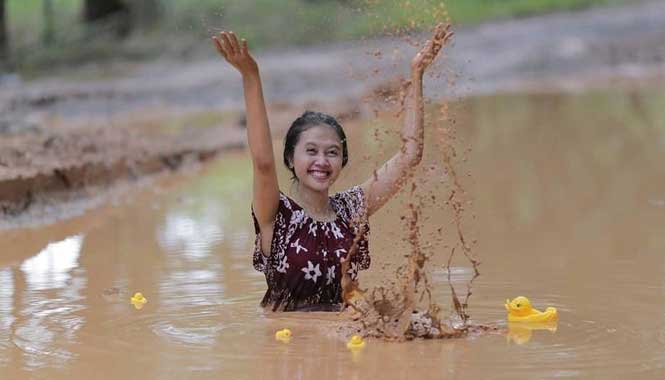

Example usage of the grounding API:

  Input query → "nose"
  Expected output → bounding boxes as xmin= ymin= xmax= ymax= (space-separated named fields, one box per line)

xmin=314 ymin=153 xmax=331 ymax=167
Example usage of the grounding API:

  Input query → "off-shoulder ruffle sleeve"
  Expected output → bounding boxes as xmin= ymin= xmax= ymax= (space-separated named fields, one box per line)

xmin=331 ymin=185 xmax=371 ymax=270
xmin=251 ymin=194 xmax=294 ymax=273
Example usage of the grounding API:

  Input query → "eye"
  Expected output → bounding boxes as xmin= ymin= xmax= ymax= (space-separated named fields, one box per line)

xmin=326 ymin=150 xmax=339 ymax=157
xmin=516 ymin=303 xmax=521 ymax=308
xmin=306 ymin=148 xmax=316 ymax=154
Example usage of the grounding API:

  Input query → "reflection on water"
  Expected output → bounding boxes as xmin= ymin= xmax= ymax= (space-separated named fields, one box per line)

xmin=21 ymin=235 xmax=84 ymax=290
xmin=0 ymin=88 xmax=665 ymax=379
xmin=158 ymin=206 xmax=225 ymax=259
xmin=0 ymin=269 xmax=13 ymax=368
xmin=7 ymin=235 xmax=87 ymax=372
xmin=506 ymin=321 xmax=558 ymax=345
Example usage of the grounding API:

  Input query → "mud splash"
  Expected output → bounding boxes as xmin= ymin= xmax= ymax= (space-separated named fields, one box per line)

xmin=340 ymin=22 xmax=493 ymax=341
xmin=341 ymin=158 xmax=490 ymax=340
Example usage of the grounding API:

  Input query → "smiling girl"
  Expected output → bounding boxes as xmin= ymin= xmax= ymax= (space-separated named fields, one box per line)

xmin=212 ymin=24 xmax=453 ymax=311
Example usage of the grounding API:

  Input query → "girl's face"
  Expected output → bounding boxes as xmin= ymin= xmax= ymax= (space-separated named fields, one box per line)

xmin=291 ymin=125 xmax=344 ymax=193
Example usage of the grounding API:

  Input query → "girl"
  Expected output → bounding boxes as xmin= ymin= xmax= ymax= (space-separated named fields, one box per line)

xmin=212 ymin=24 xmax=453 ymax=311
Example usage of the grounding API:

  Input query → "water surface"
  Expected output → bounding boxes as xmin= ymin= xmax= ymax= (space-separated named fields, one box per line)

xmin=1 ymin=88 xmax=665 ymax=379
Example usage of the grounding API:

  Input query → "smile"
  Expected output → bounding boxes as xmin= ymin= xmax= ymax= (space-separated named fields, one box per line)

xmin=308 ymin=169 xmax=331 ymax=179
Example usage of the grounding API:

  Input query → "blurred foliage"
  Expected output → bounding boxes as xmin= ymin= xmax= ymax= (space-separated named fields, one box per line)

xmin=2 ymin=0 xmax=628 ymax=74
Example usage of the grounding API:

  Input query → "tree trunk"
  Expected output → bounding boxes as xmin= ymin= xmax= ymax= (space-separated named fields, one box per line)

xmin=83 ymin=0 xmax=127 ymax=22
xmin=0 ymin=0 xmax=8 ymax=63
xmin=131 ymin=0 xmax=162 ymax=30
xmin=43 ymin=0 xmax=55 ymax=46
xmin=83 ymin=0 xmax=131 ymax=37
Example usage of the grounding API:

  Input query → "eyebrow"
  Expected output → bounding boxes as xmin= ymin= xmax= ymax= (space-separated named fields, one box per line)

xmin=304 ymin=142 xmax=341 ymax=150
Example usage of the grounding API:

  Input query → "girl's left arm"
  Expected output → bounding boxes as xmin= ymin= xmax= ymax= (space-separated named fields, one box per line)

xmin=361 ymin=23 xmax=453 ymax=217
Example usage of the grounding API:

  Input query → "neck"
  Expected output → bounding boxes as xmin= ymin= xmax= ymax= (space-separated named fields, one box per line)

xmin=293 ymin=183 xmax=330 ymax=213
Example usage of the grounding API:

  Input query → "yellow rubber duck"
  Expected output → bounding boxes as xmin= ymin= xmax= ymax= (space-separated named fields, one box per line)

xmin=275 ymin=328 xmax=292 ymax=343
xmin=346 ymin=335 xmax=366 ymax=350
xmin=130 ymin=292 xmax=147 ymax=310
xmin=505 ymin=296 xmax=558 ymax=323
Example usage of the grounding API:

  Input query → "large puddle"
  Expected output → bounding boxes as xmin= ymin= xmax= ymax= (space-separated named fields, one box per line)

xmin=1 ymin=88 xmax=665 ymax=379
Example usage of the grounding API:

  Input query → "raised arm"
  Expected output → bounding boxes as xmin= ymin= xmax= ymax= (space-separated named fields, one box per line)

xmin=212 ymin=32 xmax=279 ymax=230
xmin=360 ymin=23 xmax=453 ymax=216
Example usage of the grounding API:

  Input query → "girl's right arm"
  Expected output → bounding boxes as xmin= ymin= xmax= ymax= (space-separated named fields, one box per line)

xmin=213 ymin=32 xmax=280 ymax=247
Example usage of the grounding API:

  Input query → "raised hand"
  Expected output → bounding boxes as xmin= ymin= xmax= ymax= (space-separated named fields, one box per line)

xmin=212 ymin=31 xmax=258 ymax=76
xmin=411 ymin=23 xmax=454 ymax=76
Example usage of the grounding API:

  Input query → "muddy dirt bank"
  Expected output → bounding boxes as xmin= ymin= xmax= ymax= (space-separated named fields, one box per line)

xmin=0 ymin=124 xmax=242 ymax=218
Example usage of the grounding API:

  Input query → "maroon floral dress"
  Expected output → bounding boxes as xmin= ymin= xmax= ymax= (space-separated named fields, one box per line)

xmin=252 ymin=186 xmax=371 ymax=311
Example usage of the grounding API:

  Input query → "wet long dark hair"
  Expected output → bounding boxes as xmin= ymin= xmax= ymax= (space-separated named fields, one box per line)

xmin=283 ymin=111 xmax=349 ymax=181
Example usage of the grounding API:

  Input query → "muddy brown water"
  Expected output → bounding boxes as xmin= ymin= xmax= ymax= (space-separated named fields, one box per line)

xmin=2 ymin=88 xmax=665 ymax=379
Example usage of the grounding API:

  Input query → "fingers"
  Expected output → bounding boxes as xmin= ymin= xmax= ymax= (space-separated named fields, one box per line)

xmin=241 ymin=38 xmax=248 ymax=55
xmin=429 ymin=23 xmax=453 ymax=56
xmin=431 ymin=37 xmax=443 ymax=56
xmin=432 ymin=23 xmax=452 ymax=45
xmin=411 ymin=22 xmax=453 ymax=73
xmin=433 ymin=22 xmax=446 ymax=38
xmin=216 ymin=32 xmax=233 ymax=57
xmin=219 ymin=32 xmax=235 ymax=56
xmin=433 ymin=22 xmax=450 ymax=38
xmin=228 ymin=31 xmax=241 ymax=54
xmin=211 ymin=36 xmax=228 ymax=59
xmin=215 ymin=31 xmax=248 ymax=58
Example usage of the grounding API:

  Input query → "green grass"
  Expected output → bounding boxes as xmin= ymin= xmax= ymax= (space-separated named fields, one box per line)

xmin=4 ymin=0 xmax=631 ymax=74
xmin=446 ymin=0 xmax=628 ymax=23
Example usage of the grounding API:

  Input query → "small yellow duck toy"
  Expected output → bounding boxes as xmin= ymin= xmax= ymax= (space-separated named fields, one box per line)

xmin=505 ymin=296 xmax=558 ymax=323
xmin=346 ymin=335 xmax=366 ymax=350
xmin=130 ymin=292 xmax=147 ymax=310
xmin=275 ymin=328 xmax=292 ymax=343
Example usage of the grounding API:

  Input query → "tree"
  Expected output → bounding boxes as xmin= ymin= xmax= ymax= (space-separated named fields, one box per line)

xmin=83 ymin=0 xmax=131 ymax=37
xmin=131 ymin=0 xmax=162 ymax=30
xmin=83 ymin=0 xmax=127 ymax=22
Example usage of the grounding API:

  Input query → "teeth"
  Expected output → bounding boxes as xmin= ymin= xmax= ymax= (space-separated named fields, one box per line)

xmin=310 ymin=170 xmax=329 ymax=178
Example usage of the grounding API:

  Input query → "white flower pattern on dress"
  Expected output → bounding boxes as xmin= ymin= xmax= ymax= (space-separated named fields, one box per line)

xmin=290 ymin=238 xmax=308 ymax=254
xmin=326 ymin=265 xmax=336 ymax=285
xmin=290 ymin=209 xmax=306 ymax=225
xmin=308 ymin=222 xmax=317 ymax=237
xmin=330 ymin=222 xmax=344 ymax=240
xmin=334 ymin=248 xmax=347 ymax=259
xmin=347 ymin=262 xmax=359 ymax=281
xmin=302 ymin=260 xmax=322 ymax=283
xmin=276 ymin=255 xmax=289 ymax=273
